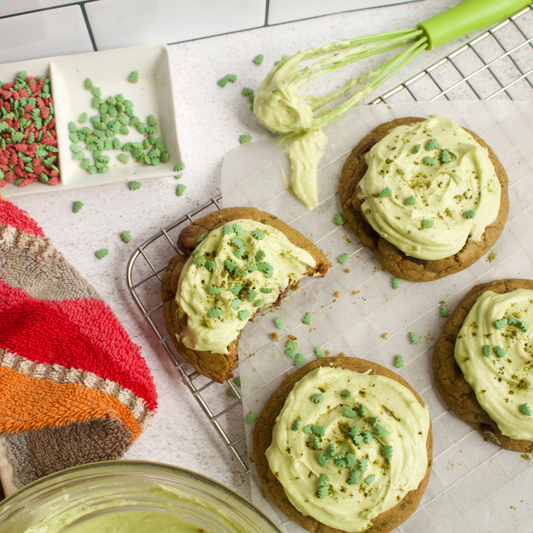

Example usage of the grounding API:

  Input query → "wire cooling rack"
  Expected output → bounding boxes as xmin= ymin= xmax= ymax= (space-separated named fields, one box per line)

xmin=126 ymin=4 xmax=533 ymax=474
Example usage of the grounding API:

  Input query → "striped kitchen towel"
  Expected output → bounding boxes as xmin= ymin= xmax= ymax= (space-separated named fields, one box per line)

xmin=0 ymin=199 xmax=157 ymax=498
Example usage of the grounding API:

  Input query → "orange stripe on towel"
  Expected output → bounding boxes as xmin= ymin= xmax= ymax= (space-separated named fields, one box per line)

xmin=0 ymin=367 xmax=142 ymax=440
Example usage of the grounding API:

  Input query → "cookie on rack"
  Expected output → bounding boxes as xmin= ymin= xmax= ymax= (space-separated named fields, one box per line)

xmin=254 ymin=356 xmax=432 ymax=533
xmin=433 ymin=278 xmax=533 ymax=452
xmin=339 ymin=115 xmax=509 ymax=282
xmin=161 ymin=207 xmax=328 ymax=383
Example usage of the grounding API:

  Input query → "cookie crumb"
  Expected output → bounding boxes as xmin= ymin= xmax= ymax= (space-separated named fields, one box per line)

xmin=288 ymin=335 xmax=297 ymax=340
xmin=352 ymin=290 xmax=359 ymax=295
xmin=270 ymin=332 xmax=279 ymax=341
xmin=333 ymin=291 xmax=340 ymax=297
xmin=381 ymin=333 xmax=388 ymax=339
xmin=338 ymin=352 xmax=345 ymax=357
xmin=345 ymin=268 xmax=351 ymax=273
xmin=326 ymin=350 xmax=330 ymax=355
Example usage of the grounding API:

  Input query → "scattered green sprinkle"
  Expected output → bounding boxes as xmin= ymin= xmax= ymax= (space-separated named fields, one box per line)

xmin=423 ymin=156 xmax=437 ymax=166
xmin=227 ymin=388 xmax=238 ymax=399
xmin=412 ymin=144 xmax=421 ymax=154
xmin=304 ymin=425 xmax=313 ymax=434
xmin=363 ymin=431 xmax=373 ymax=444
xmin=252 ymin=230 xmax=265 ymax=240
xmin=358 ymin=404 xmax=366 ymax=417
xmin=242 ymin=87 xmax=254 ymax=96
xmin=326 ymin=443 xmax=336 ymax=457
xmin=463 ymin=210 xmax=476 ymax=219
xmin=348 ymin=426 xmax=360 ymax=438
xmin=73 ymin=201 xmax=84 ymax=213
xmin=338 ymin=253 xmax=349 ymax=265
xmin=441 ymin=149 xmax=452 ymax=163
xmin=421 ymin=219 xmax=434 ymax=229
xmin=317 ymin=485 xmax=328 ymax=499
xmin=253 ymin=54 xmax=264 ymax=65
xmin=403 ymin=195 xmax=416 ymax=206
xmin=233 ymin=223 xmax=245 ymax=235
xmin=176 ymin=184 xmax=187 ymax=196
xmin=274 ymin=317 xmax=283 ymax=329
xmin=367 ymin=416 xmax=378 ymax=427
xmin=394 ymin=355 xmax=404 ymax=368
xmin=239 ymin=134 xmax=252 ymax=144
xmin=520 ymin=320 xmax=530 ymax=332
xmin=392 ymin=277 xmax=400 ymax=289
xmin=317 ymin=453 xmax=329 ymax=467
xmin=494 ymin=318 xmax=507 ymax=330
xmin=207 ymin=307 xmax=222 ymax=318
xmin=217 ymin=74 xmax=237 ymax=87
xmin=409 ymin=332 xmax=420 ymax=344
xmin=315 ymin=347 xmax=326 ymax=359
xmin=344 ymin=407 xmax=357 ymax=418
xmin=312 ymin=425 xmax=325 ymax=436
xmin=358 ymin=458 xmax=368 ymax=472
xmin=333 ymin=212 xmax=344 ymax=225
xmin=292 ymin=418 xmax=301 ymax=431
xmin=245 ymin=411 xmax=258 ymax=424
xmin=302 ymin=312 xmax=313 ymax=325
xmin=174 ymin=162 xmax=186 ymax=172
xmin=238 ymin=310 xmax=250 ymax=321
xmin=230 ymin=299 xmax=242 ymax=310
xmin=79 ymin=112 xmax=88 ymax=123
xmin=128 ymin=181 xmax=142 ymax=190
xmin=207 ymin=285 xmax=221 ymax=295
xmin=121 ymin=230 xmax=131 ymax=243
xmin=255 ymin=250 xmax=266 ymax=261
xmin=260 ymin=287 xmax=273 ymax=293
xmin=375 ymin=424 xmax=388 ymax=437
xmin=294 ymin=353 xmax=305 ymax=366
xmin=425 ymin=139 xmax=439 ymax=150
xmin=310 ymin=393 xmax=324 ymax=403
xmin=117 ymin=154 xmax=130 ymax=164
xmin=95 ymin=249 xmax=108 ymax=259
xmin=383 ymin=445 xmax=393 ymax=460
xmin=346 ymin=453 xmax=356 ymax=467
xmin=494 ymin=346 xmax=507 ymax=358
xmin=348 ymin=471 xmax=360 ymax=485
xmin=285 ymin=348 xmax=297 ymax=359
xmin=253 ymin=299 xmax=265 ymax=308
xmin=482 ymin=345 xmax=492 ymax=357
xmin=379 ymin=186 xmax=392 ymax=198
xmin=364 ymin=475 xmax=376 ymax=485
xmin=317 ymin=474 xmax=329 ymax=487
xmin=193 ymin=255 xmax=206 ymax=266
xmin=440 ymin=304 xmax=450 ymax=317
xmin=196 ymin=234 xmax=206 ymax=244
xmin=230 ymin=283 xmax=242 ymax=295
xmin=519 ymin=403 xmax=532 ymax=416
xmin=128 ymin=71 xmax=139 ymax=83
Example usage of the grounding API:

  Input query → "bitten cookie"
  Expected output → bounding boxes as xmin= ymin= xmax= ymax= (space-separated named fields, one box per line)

xmin=254 ymin=357 xmax=433 ymax=533
xmin=433 ymin=279 xmax=533 ymax=452
xmin=161 ymin=207 xmax=328 ymax=383
xmin=339 ymin=115 xmax=509 ymax=282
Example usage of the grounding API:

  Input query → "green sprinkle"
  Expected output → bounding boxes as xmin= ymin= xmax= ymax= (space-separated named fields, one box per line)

xmin=302 ymin=312 xmax=313 ymax=325
xmin=225 ymin=260 xmax=238 ymax=272
xmin=412 ymin=144 xmax=421 ymax=154
xmin=338 ymin=253 xmax=349 ymax=265
xmin=392 ymin=277 xmax=401 ymax=289
xmin=494 ymin=346 xmax=507 ymax=358
xmin=238 ymin=310 xmax=250 ymax=321
xmin=363 ymin=431 xmax=373 ymax=444
xmin=358 ymin=404 xmax=366 ymax=417
xmin=326 ymin=443 xmax=335 ymax=457
xmin=95 ymin=249 xmax=108 ymax=259
xmin=207 ymin=307 xmax=222 ymax=318
xmin=274 ymin=317 xmax=283 ymax=329
xmin=423 ymin=156 xmax=437 ymax=166
xmin=344 ymin=407 xmax=357 ymax=418
xmin=383 ymin=445 xmax=393 ymax=460
xmin=115 ymin=153 xmax=129 ymax=164
xmin=207 ymin=285 xmax=221 ymax=295
xmin=403 ymin=195 xmax=416 ymax=206
xmin=312 ymin=425 xmax=325 ymax=437
xmin=233 ymin=223 xmax=245 ymax=235
xmin=245 ymin=411 xmax=258 ymax=424
xmin=248 ymin=263 xmax=258 ymax=272
xmin=394 ymin=355 xmax=404 ymax=368
xmin=425 ymin=139 xmax=439 ymax=150
xmin=227 ymin=388 xmax=238 ymax=399
xmin=338 ymin=389 xmax=351 ymax=399
xmin=349 ymin=426 xmax=360 ymax=438
xmin=128 ymin=71 xmax=139 ymax=83
xmin=440 ymin=304 xmax=450 ymax=317
xmin=482 ymin=345 xmax=492 ymax=357
xmin=335 ymin=458 xmax=347 ymax=468
xmin=230 ymin=299 xmax=242 ymax=310
xmin=121 ymin=231 xmax=131 ymax=243
xmin=375 ymin=424 xmax=388 ymax=437
xmin=193 ymin=256 xmax=206 ymax=266
xmin=358 ymin=458 xmax=368 ymax=472
xmin=230 ymin=237 xmax=243 ymax=247
xmin=232 ymin=376 xmax=241 ymax=388
xmin=253 ymin=299 xmax=265 ymax=308
xmin=347 ymin=471 xmax=360 ymax=485
xmin=73 ymin=201 xmax=84 ymax=213
xmin=367 ymin=417 xmax=378 ymax=427
xmin=239 ymin=134 xmax=252 ymax=144
xmin=345 ymin=453 xmax=356 ymax=468
xmin=255 ymin=250 xmax=266 ymax=261
xmin=409 ymin=332 xmax=420 ymax=344
xmin=223 ymin=224 xmax=233 ymax=235
xmin=84 ymin=78 xmax=93 ymax=90
xmin=129 ymin=181 xmax=142 ymax=191
xmin=364 ymin=475 xmax=376 ymax=485
xmin=494 ymin=318 xmax=507 ymax=330
xmin=519 ymin=403 xmax=532 ymax=416
xmin=310 ymin=393 xmax=324 ymax=403
xmin=317 ymin=485 xmax=328 ymax=499
xmin=230 ymin=283 xmax=242 ymax=295
xmin=421 ymin=219 xmax=434 ymax=229
xmin=176 ymin=184 xmax=187 ymax=196
xmin=292 ymin=418 xmax=301 ymax=431
xmin=252 ymin=230 xmax=265 ymax=240
xmin=91 ymin=87 xmax=101 ymax=97
xmin=379 ymin=186 xmax=392 ymax=198
xmin=246 ymin=289 xmax=258 ymax=302
xmin=253 ymin=54 xmax=264 ymax=65
xmin=520 ymin=320 xmax=530 ymax=332
xmin=317 ymin=453 xmax=329 ymax=467
xmin=509 ymin=315 xmax=519 ymax=326
xmin=260 ymin=287 xmax=273 ymax=293
xmin=293 ymin=353 xmax=305 ymax=365
xmin=174 ymin=162 xmax=186 ymax=172
xmin=303 ymin=425 xmax=313 ymax=434
xmin=286 ymin=339 xmax=298 ymax=350
xmin=334 ymin=212 xmax=344 ymax=225
xmin=463 ymin=210 xmax=476 ymax=219
xmin=233 ymin=247 xmax=245 ymax=259
xmin=317 ymin=474 xmax=329 ymax=487
xmin=242 ymin=87 xmax=254 ymax=96
xmin=441 ymin=149 xmax=452 ymax=163
xmin=195 ymin=234 xmax=206 ymax=244
xmin=315 ymin=347 xmax=326 ymax=359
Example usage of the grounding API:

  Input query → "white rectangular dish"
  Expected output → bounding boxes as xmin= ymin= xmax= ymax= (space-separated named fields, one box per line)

xmin=0 ymin=44 xmax=180 ymax=198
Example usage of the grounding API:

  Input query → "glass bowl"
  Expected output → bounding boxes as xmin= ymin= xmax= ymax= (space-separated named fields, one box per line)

xmin=0 ymin=461 xmax=281 ymax=533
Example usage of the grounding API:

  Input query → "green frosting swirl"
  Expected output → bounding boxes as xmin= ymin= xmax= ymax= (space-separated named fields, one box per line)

xmin=455 ymin=289 xmax=533 ymax=440
xmin=266 ymin=367 xmax=430 ymax=532
xmin=176 ymin=219 xmax=316 ymax=354
xmin=358 ymin=115 xmax=501 ymax=260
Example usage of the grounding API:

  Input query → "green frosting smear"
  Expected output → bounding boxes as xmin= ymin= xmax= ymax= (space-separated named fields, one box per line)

xmin=358 ymin=115 xmax=501 ymax=260
xmin=176 ymin=219 xmax=316 ymax=353
xmin=455 ymin=289 xmax=533 ymax=440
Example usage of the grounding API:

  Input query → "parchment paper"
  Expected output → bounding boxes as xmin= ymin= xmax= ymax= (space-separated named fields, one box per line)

xmin=221 ymin=101 xmax=533 ymax=533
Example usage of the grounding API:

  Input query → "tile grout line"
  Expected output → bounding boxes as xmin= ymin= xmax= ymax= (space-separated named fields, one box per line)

xmin=264 ymin=0 xmax=270 ymax=27
xmin=80 ymin=2 xmax=98 ymax=52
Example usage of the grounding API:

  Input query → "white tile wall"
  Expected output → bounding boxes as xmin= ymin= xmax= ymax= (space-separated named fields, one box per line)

xmin=85 ymin=0 xmax=267 ymax=50
xmin=0 ymin=6 xmax=94 ymax=64
xmin=267 ymin=0 xmax=420 ymax=25
xmin=0 ymin=1 xmax=80 ymax=17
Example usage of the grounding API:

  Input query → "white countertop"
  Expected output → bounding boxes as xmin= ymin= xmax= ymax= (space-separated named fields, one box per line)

xmin=6 ymin=0 xmax=530 ymax=505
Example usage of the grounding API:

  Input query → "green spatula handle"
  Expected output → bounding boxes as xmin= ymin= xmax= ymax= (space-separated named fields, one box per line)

xmin=418 ymin=0 xmax=531 ymax=50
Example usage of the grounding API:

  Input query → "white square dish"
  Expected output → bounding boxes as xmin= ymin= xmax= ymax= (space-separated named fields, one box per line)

xmin=0 ymin=44 xmax=180 ymax=198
